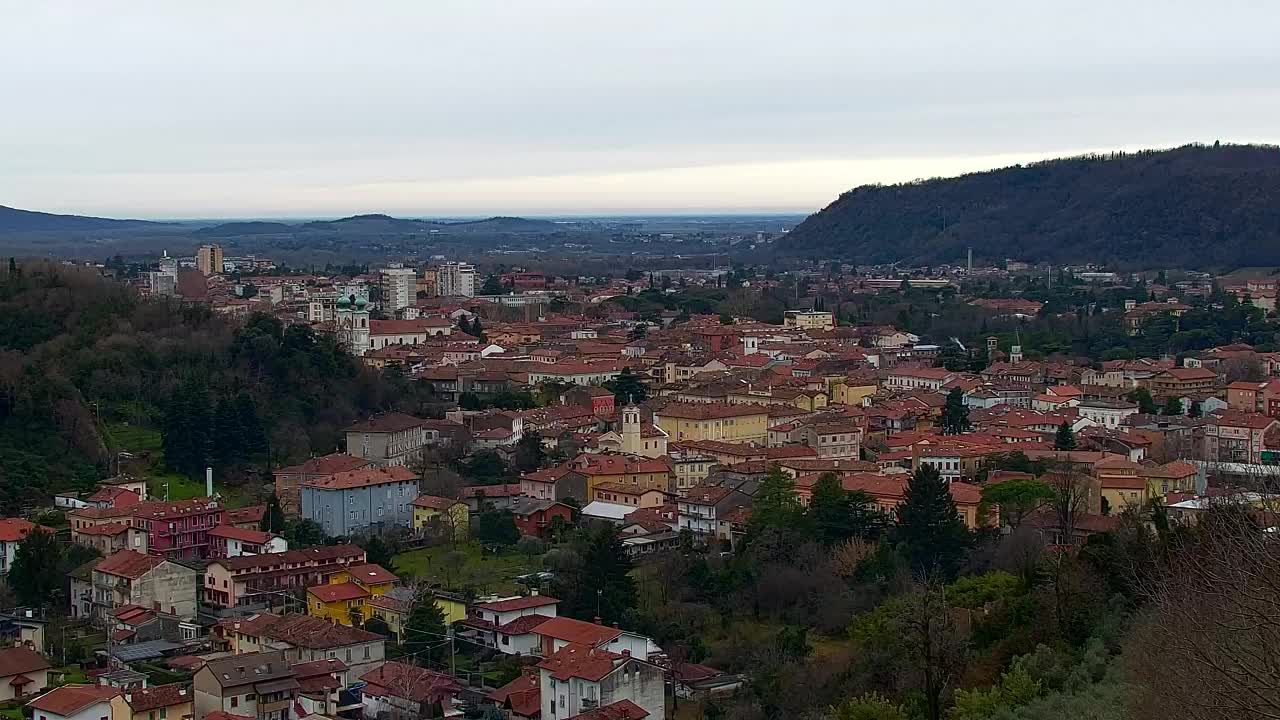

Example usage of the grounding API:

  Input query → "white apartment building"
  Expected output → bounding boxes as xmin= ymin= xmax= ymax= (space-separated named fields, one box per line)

xmin=379 ymin=264 xmax=417 ymax=313
xmin=439 ymin=262 xmax=476 ymax=297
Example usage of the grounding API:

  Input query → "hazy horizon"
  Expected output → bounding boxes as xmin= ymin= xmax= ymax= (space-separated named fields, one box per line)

xmin=5 ymin=2 xmax=1280 ymax=217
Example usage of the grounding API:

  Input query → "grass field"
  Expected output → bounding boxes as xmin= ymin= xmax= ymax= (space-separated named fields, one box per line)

xmin=393 ymin=542 xmax=544 ymax=595
xmin=103 ymin=422 xmax=254 ymax=507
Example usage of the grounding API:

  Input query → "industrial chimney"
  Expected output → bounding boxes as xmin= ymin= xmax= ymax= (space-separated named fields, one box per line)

xmin=206 ymin=467 xmax=213 ymax=498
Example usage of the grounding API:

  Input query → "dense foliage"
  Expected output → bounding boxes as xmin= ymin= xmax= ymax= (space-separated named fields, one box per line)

xmin=784 ymin=144 xmax=1280 ymax=268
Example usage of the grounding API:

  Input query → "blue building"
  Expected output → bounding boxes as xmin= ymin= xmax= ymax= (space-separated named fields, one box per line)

xmin=301 ymin=465 xmax=419 ymax=537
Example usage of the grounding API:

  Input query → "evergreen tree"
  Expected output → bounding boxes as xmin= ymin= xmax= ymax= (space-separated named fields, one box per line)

xmin=212 ymin=396 xmax=241 ymax=466
xmin=470 ymin=317 xmax=486 ymax=341
xmin=1054 ymin=421 xmax=1077 ymax=450
xmin=361 ymin=534 xmax=396 ymax=572
xmin=7 ymin=258 xmax=15 ymax=275
xmin=513 ymin=432 xmax=546 ymax=472
xmin=235 ymin=392 xmax=268 ymax=457
xmin=9 ymin=529 xmax=63 ymax=608
xmin=477 ymin=509 xmax=520 ymax=546
xmin=1162 ymin=396 xmax=1184 ymax=416
xmin=1128 ymin=387 xmax=1159 ymax=415
xmin=808 ymin=472 xmax=884 ymax=545
xmin=403 ymin=589 xmax=448 ymax=660
xmin=604 ymin=368 xmax=648 ymax=404
xmin=1188 ymin=400 xmax=1203 ymax=418
xmin=162 ymin=379 xmax=213 ymax=478
xmin=552 ymin=524 xmax=637 ymax=624
xmin=457 ymin=316 xmax=473 ymax=335
xmin=261 ymin=493 xmax=287 ymax=533
xmin=940 ymin=387 xmax=971 ymax=435
xmin=894 ymin=465 xmax=969 ymax=579
xmin=748 ymin=465 xmax=805 ymax=535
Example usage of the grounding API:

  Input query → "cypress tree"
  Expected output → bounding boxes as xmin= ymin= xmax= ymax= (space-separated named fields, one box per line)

xmin=895 ymin=465 xmax=969 ymax=579
xmin=1054 ymin=421 xmax=1077 ymax=450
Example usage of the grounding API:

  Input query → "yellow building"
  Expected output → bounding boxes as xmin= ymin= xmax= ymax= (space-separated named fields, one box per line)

xmin=572 ymin=453 xmax=673 ymax=497
xmin=832 ymin=376 xmax=879 ymax=406
xmin=307 ymin=563 xmax=398 ymax=626
xmin=110 ymin=683 xmax=194 ymax=720
xmin=653 ymin=402 xmax=770 ymax=444
xmin=412 ymin=495 xmax=470 ymax=540
xmin=367 ymin=590 xmax=467 ymax=640
xmin=1097 ymin=457 xmax=1152 ymax=514
xmin=783 ymin=310 xmax=835 ymax=331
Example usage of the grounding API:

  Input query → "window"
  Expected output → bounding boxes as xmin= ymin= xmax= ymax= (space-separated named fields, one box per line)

xmin=245 ymin=694 xmax=256 ymax=701
xmin=364 ymin=645 xmax=370 ymax=659
xmin=230 ymin=697 xmax=238 ymax=709
xmin=346 ymin=648 xmax=352 ymax=662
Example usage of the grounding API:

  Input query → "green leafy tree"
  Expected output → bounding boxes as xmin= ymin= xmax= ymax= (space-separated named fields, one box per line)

xmin=1127 ymin=387 xmax=1158 ymax=414
xmin=748 ymin=465 xmax=805 ymax=535
xmin=1053 ymin=421 xmax=1077 ymax=451
xmin=9 ymin=529 xmax=63 ymax=607
xmin=283 ymin=519 xmax=327 ymax=547
xmin=261 ymin=493 xmax=287 ymax=533
xmin=981 ymin=479 xmax=1054 ymax=529
xmin=552 ymin=524 xmax=636 ymax=624
xmin=481 ymin=274 xmax=505 ymax=295
xmin=477 ymin=509 xmax=520 ymax=546
xmin=1162 ymin=396 xmax=1184 ymax=416
xmin=829 ymin=693 xmax=908 ymax=720
xmin=894 ymin=465 xmax=969 ymax=579
xmin=940 ymin=387 xmax=971 ymax=435
xmin=604 ymin=367 xmax=648 ymax=404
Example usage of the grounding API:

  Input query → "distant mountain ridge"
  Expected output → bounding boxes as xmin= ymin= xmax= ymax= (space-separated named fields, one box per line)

xmin=782 ymin=143 xmax=1280 ymax=269
xmin=0 ymin=205 xmax=164 ymax=232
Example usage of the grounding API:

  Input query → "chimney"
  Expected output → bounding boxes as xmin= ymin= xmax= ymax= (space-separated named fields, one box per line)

xmin=621 ymin=649 xmax=631 ymax=657
xmin=530 ymin=588 xmax=538 ymax=597
xmin=206 ymin=467 xmax=214 ymax=498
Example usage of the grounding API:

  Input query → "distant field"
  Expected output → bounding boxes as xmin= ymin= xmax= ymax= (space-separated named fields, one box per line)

xmin=393 ymin=542 xmax=543 ymax=595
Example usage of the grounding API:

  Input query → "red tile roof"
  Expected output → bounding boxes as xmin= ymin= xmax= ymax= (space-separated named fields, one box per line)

xmin=344 ymin=563 xmax=398 ymax=585
xmin=0 ymin=519 xmax=53 ymax=543
xmin=461 ymin=483 xmax=522 ymax=498
xmin=276 ymin=454 xmax=373 ymax=476
xmin=489 ymin=668 xmax=540 ymax=717
xmin=208 ymin=525 xmax=275 ymax=543
xmin=538 ymin=643 xmax=624 ymax=682
xmin=412 ymin=495 xmax=462 ymax=510
xmin=95 ymin=550 xmax=165 ymax=579
xmin=303 ymin=465 xmax=417 ymax=490
xmin=572 ymin=699 xmax=650 ymax=720
xmin=27 ymin=685 xmax=120 ymax=715
xmin=121 ymin=683 xmax=191 ymax=712
xmin=344 ymin=412 xmax=428 ymax=434
xmin=308 ymin=582 xmax=369 ymax=603
xmin=498 ymin=614 xmax=556 ymax=635
xmin=72 ymin=521 xmax=132 ymax=537
xmin=532 ymin=617 xmax=622 ymax=647
xmin=360 ymin=661 xmax=461 ymax=704
xmin=0 ymin=647 xmax=51 ymax=678
xmin=226 ymin=505 xmax=266 ymax=525
xmin=655 ymin=402 xmax=772 ymax=420
xmin=217 ymin=544 xmax=365 ymax=572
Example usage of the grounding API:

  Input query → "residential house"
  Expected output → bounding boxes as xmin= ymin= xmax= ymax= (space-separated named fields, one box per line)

xmin=652 ymin=403 xmax=771 ymax=444
xmin=109 ymin=683 xmax=193 ymax=720
xmin=839 ymin=473 xmax=988 ymax=529
xmin=359 ymin=661 xmax=462 ymax=720
xmin=290 ymin=659 xmax=350 ymax=717
xmin=1095 ymin=457 xmax=1151 ymax=513
xmin=364 ymin=587 xmax=460 ymax=643
xmin=344 ymin=413 xmax=432 ymax=466
xmin=1142 ymin=461 xmax=1200 ymax=496
xmin=791 ymin=421 xmax=862 ymax=459
xmin=510 ymin=498 xmax=575 ymax=539
xmin=562 ymin=386 xmax=617 ymax=416
xmin=0 ymin=647 xmax=51 ymax=701
xmin=218 ymin=614 xmax=385 ymax=682
xmin=520 ymin=466 xmax=589 ymax=504
xmin=202 ymin=546 xmax=367 ymax=610
xmin=538 ymin=644 xmax=665 ymax=720
xmin=72 ymin=522 xmax=148 ymax=557
xmin=489 ymin=669 xmax=541 ymax=720
xmin=207 ymin=527 xmax=287 ymax=559
xmin=225 ymin=506 xmax=267 ymax=531
xmin=193 ymin=651 xmax=297 ymax=720
xmin=677 ymin=486 xmax=752 ymax=543
xmin=0 ymin=520 xmax=53 ymax=576
xmin=1076 ymin=400 xmax=1140 ymax=429
xmin=306 ymin=563 xmax=397 ymax=627
xmin=591 ymin=484 xmax=667 ymax=509
xmin=27 ymin=685 xmax=120 ymax=720
xmin=570 ymin=454 xmax=673 ymax=497
xmin=273 ymin=454 xmax=373 ymax=516
xmin=85 ymin=550 xmax=198 ymax=621
xmin=461 ymin=484 xmax=524 ymax=513
xmin=300 ymin=466 xmax=419 ymax=537
xmin=411 ymin=496 xmax=469 ymax=540
xmin=884 ymin=368 xmax=955 ymax=391
xmin=458 ymin=594 xmax=561 ymax=655
xmin=1202 ymin=411 xmax=1280 ymax=464
xmin=1147 ymin=368 xmax=1218 ymax=401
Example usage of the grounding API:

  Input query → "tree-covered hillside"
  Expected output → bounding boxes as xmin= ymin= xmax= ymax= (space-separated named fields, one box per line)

xmin=0 ymin=261 xmax=436 ymax=512
xmin=783 ymin=144 xmax=1280 ymax=269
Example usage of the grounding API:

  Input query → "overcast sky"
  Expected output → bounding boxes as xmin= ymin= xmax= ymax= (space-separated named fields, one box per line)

xmin=3 ymin=1 xmax=1279 ymax=218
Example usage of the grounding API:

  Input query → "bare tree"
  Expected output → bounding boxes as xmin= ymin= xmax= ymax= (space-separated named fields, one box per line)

xmin=1128 ymin=502 xmax=1280 ymax=720
xmin=1042 ymin=462 xmax=1095 ymax=543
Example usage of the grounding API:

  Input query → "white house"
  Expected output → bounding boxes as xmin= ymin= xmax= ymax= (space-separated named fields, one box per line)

xmin=0 ymin=647 xmax=51 ymax=701
xmin=1077 ymin=400 xmax=1140 ymax=429
xmin=537 ymin=644 xmax=666 ymax=720
xmin=28 ymin=685 xmax=119 ymax=720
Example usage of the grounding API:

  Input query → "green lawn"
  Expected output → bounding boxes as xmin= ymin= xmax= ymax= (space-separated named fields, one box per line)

xmin=393 ymin=542 xmax=543 ymax=595
xmin=103 ymin=422 xmax=254 ymax=507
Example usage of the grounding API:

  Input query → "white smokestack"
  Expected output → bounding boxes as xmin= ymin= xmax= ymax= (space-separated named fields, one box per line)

xmin=206 ymin=467 xmax=213 ymax=498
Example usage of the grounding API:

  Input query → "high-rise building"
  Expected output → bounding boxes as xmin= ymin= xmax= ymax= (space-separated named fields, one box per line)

xmin=438 ymin=261 xmax=476 ymax=298
xmin=196 ymin=244 xmax=224 ymax=275
xmin=379 ymin=264 xmax=417 ymax=313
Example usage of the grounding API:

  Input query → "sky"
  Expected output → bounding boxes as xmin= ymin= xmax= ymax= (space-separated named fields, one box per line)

xmin=3 ymin=1 xmax=1280 ymax=218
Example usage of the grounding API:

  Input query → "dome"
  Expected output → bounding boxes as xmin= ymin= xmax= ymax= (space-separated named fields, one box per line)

xmin=354 ymin=297 xmax=368 ymax=308
xmin=337 ymin=295 xmax=351 ymax=306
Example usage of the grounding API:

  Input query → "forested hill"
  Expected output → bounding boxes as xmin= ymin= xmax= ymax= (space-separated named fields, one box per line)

xmin=0 ymin=205 xmax=164 ymax=232
xmin=782 ymin=144 xmax=1280 ymax=269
